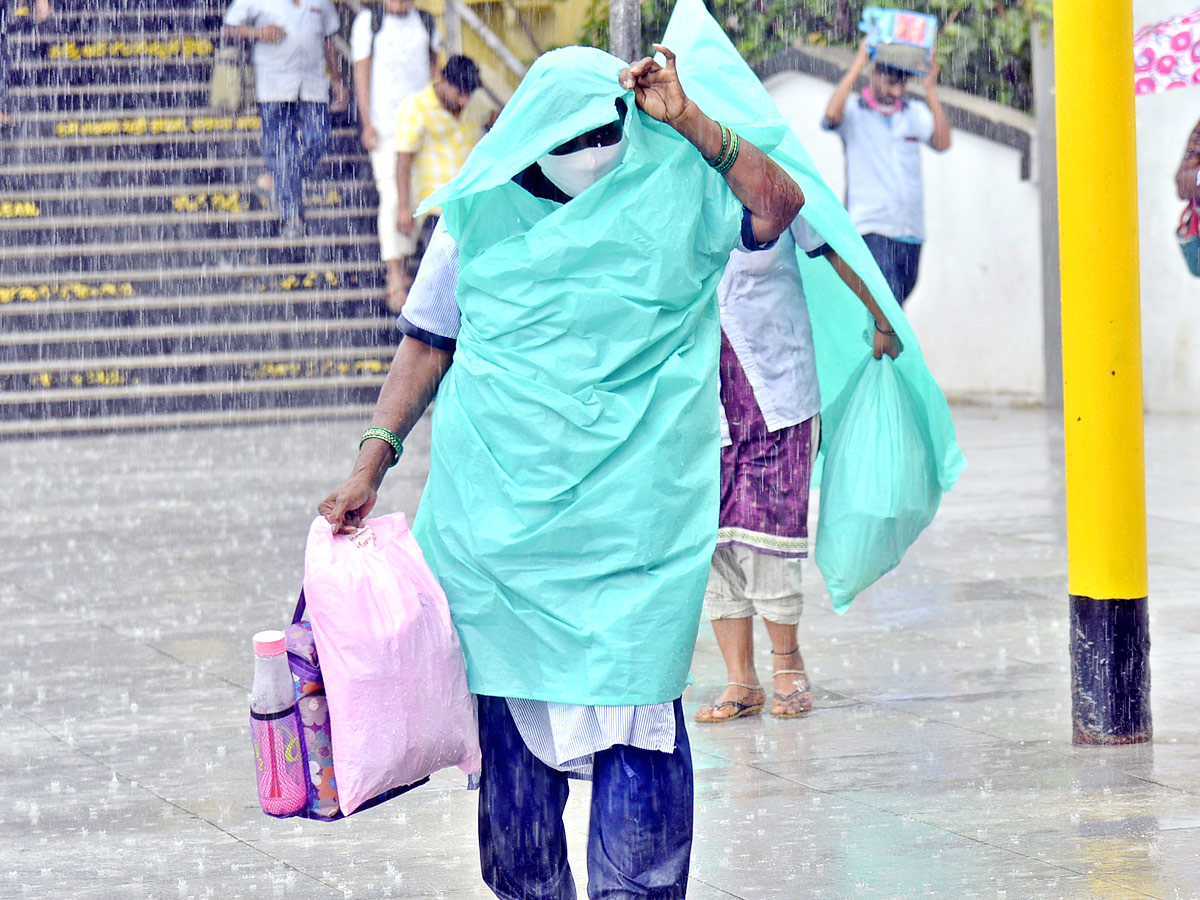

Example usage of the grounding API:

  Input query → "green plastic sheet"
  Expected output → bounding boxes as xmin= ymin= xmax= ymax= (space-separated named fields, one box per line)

xmin=413 ymin=46 xmax=745 ymax=705
xmin=663 ymin=0 xmax=965 ymax=609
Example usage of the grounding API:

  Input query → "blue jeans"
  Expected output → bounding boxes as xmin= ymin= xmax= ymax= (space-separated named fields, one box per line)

xmin=862 ymin=233 xmax=923 ymax=306
xmin=476 ymin=695 xmax=693 ymax=900
xmin=258 ymin=100 xmax=330 ymax=221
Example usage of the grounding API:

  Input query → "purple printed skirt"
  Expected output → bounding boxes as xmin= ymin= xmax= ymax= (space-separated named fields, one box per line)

xmin=717 ymin=332 xmax=817 ymax=558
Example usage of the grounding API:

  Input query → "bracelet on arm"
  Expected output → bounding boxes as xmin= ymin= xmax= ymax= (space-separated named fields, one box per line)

xmin=875 ymin=321 xmax=897 ymax=337
xmin=359 ymin=426 xmax=404 ymax=467
xmin=707 ymin=123 xmax=741 ymax=176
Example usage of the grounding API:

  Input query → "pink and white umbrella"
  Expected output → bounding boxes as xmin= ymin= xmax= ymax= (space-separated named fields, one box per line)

xmin=1135 ymin=7 xmax=1200 ymax=94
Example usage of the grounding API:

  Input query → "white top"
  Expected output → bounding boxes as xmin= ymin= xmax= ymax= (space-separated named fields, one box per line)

xmin=824 ymin=95 xmax=936 ymax=241
xmin=397 ymin=219 xmax=677 ymax=775
xmin=717 ymin=215 xmax=826 ymax=443
xmin=349 ymin=7 xmax=441 ymax=137
xmin=224 ymin=0 xmax=340 ymax=104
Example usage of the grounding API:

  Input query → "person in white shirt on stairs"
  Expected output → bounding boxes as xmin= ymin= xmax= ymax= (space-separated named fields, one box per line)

xmin=350 ymin=0 xmax=441 ymax=310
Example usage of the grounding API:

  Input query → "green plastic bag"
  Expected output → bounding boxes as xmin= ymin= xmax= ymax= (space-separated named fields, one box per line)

xmin=814 ymin=355 xmax=941 ymax=613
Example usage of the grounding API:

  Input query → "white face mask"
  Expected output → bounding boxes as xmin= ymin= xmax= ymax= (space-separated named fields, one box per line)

xmin=536 ymin=133 xmax=628 ymax=198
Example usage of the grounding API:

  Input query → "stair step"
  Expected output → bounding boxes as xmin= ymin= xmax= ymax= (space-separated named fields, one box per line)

xmin=0 ymin=184 xmax=371 ymax=220
xmin=0 ymin=156 xmax=367 ymax=194
xmin=13 ymin=60 xmax=218 ymax=90
xmin=0 ymin=150 xmax=363 ymax=175
xmin=1 ymin=347 xmax=394 ymax=393
xmin=6 ymin=0 xmax=390 ymax=435
xmin=0 ymin=233 xmax=379 ymax=277
xmin=7 ymin=13 xmax=223 ymax=35
xmin=0 ymin=257 xmax=379 ymax=293
xmin=11 ymin=116 xmax=357 ymax=142
xmin=0 ymin=402 xmax=377 ymax=439
xmin=10 ymin=82 xmax=219 ymax=112
xmin=2 ymin=318 xmax=397 ymax=366
xmin=0 ymin=379 xmax=387 ymax=427
xmin=1 ymin=288 xmax=388 ymax=332
xmin=0 ymin=211 xmax=376 ymax=245
xmin=2 ymin=315 xmax=395 ymax=346
xmin=2 ymin=127 xmax=363 ymax=165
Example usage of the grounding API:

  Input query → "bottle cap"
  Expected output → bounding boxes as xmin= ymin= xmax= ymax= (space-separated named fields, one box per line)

xmin=253 ymin=630 xmax=287 ymax=657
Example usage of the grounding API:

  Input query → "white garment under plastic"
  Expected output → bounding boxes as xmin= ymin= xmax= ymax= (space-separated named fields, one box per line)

xmin=506 ymin=699 xmax=676 ymax=776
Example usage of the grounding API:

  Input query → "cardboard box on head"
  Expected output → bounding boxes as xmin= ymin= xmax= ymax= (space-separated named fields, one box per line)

xmin=859 ymin=6 xmax=938 ymax=75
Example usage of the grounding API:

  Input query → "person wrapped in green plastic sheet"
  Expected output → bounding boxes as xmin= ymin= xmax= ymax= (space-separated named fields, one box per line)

xmin=320 ymin=40 xmax=804 ymax=897
xmin=660 ymin=0 xmax=963 ymax=495
xmin=665 ymin=0 xmax=964 ymax=723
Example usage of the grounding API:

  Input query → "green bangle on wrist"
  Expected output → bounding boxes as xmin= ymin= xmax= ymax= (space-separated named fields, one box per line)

xmin=707 ymin=122 xmax=741 ymax=175
xmin=360 ymin=426 xmax=403 ymax=467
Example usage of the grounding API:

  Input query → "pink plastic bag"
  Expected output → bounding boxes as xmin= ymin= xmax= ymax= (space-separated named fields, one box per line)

xmin=302 ymin=513 xmax=481 ymax=816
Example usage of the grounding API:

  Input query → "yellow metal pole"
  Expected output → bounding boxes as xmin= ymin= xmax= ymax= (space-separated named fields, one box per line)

xmin=1054 ymin=0 xmax=1151 ymax=744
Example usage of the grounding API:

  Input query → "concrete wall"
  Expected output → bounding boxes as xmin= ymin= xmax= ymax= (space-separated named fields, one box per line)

xmin=764 ymin=70 xmax=1047 ymax=405
xmin=767 ymin=8 xmax=1200 ymax=414
xmin=1134 ymin=0 xmax=1200 ymax=414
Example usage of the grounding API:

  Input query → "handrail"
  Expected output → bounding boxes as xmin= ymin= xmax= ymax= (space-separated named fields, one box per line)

xmin=444 ymin=0 xmax=527 ymax=78
xmin=337 ymin=0 xmax=526 ymax=81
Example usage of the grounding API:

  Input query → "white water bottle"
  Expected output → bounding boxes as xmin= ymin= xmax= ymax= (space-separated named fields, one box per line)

xmin=251 ymin=631 xmax=296 ymax=715
xmin=249 ymin=630 xmax=307 ymax=816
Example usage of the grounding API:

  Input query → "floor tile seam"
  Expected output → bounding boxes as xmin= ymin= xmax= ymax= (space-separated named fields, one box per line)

xmin=751 ymin=762 xmax=1175 ymax=900
xmin=94 ymin=618 xmax=250 ymax=695
xmin=1114 ymin=769 xmax=1200 ymax=801
xmin=940 ymin=726 xmax=1200 ymax=801
xmin=775 ymin=757 xmax=1192 ymax=900
xmin=890 ymin=819 xmax=1170 ymax=899
xmin=738 ymin=757 xmax=1164 ymax=895
xmin=684 ymin=873 xmax=742 ymax=899
xmin=8 ymin=701 xmax=344 ymax=894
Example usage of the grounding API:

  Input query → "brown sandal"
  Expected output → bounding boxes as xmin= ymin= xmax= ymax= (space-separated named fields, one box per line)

xmin=695 ymin=682 xmax=765 ymax=723
xmin=772 ymin=669 xmax=813 ymax=718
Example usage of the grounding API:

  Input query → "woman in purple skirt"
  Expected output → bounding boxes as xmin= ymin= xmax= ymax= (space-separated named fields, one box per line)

xmin=696 ymin=215 xmax=902 ymax=722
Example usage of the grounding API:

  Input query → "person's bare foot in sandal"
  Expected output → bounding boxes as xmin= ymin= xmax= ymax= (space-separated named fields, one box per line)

xmin=695 ymin=682 xmax=765 ymax=723
xmin=771 ymin=647 xmax=812 ymax=718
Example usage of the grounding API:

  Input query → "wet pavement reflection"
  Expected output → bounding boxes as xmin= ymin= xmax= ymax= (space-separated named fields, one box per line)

xmin=2 ymin=406 xmax=1198 ymax=898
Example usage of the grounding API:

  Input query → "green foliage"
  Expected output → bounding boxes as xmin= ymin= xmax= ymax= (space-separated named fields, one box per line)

xmin=579 ymin=0 xmax=1050 ymax=112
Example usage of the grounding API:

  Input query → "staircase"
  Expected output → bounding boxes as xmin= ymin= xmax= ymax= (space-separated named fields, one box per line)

xmin=0 ymin=0 xmax=396 ymax=437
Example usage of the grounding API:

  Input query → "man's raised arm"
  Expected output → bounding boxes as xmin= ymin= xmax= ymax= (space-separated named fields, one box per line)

xmin=620 ymin=45 xmax=803 ymax=245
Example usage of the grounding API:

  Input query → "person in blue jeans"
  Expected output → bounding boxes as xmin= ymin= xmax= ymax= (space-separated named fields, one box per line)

xmin=223 ymin=0 xmax=349 ymax=239
xmin=319 ymin=44 xmax=804 ymax=899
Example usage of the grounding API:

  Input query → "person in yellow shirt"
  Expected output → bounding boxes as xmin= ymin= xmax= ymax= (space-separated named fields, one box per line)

xmin=392 ymin=55 xmax=483 ymax=304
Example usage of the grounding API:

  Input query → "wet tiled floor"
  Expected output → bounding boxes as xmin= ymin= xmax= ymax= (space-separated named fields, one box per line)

xmin=2 ymin=405 xmax=1198 ymax=898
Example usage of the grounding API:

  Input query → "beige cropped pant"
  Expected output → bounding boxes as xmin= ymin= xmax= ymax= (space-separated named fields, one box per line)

xmin=703 ymin=545 xmax=805 ymax=625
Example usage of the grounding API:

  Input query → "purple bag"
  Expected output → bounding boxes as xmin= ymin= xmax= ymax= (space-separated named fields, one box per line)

xmin=256 ymin=592 xmax=427 ymax=821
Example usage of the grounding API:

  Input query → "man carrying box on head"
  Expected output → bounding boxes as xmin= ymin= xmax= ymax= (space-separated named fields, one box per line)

xmin=823 ymin=7 xmax=951 ymax=307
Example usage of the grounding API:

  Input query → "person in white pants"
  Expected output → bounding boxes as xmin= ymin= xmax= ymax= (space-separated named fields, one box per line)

xmin=351 ymin=0 xmax=441 ymax=310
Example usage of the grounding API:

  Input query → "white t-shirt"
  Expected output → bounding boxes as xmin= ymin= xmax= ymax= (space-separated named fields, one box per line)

xmin=824 ymin=95 xmax=936 ymax=241
xmin=349 ymin=8 xmax=441 ymax=138
xmin=717 ymin=215 xmax=826 ymax=441
xmin=224 ymin=0 xmax=340 ymax=103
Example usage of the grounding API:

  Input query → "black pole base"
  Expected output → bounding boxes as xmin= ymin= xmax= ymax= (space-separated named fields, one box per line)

xmin=1070 ymin=594 xmax=1151 ymax=745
